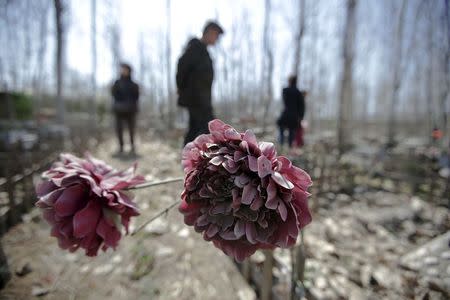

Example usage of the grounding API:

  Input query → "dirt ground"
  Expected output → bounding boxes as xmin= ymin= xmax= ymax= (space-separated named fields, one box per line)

xmin=0 ymin=136 xmax=256 ymax=300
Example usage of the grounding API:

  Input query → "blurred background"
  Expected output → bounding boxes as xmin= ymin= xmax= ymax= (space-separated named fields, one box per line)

xmin=0 ymin=0 xmax=449 ymax=299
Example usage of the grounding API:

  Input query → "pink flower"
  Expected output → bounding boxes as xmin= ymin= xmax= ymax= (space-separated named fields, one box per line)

xmin=35 ymin=153 xmax=145 ymax=256
xmin=180 ymin=119 xmax=312 ymax=261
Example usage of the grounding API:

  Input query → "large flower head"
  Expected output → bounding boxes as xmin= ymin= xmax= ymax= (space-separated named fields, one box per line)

xmin=180 ymin=119 xmax=312 ymax=261
xmin=35 ymin=153 xmax=145 ymax=256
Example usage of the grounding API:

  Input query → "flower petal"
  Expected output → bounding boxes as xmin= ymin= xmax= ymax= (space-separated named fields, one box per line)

xmin=271 ymin=172 xmax=294 ymax=189
xmin=73 ymin=200 xmax=101 ymax=238
xmin=54 ymin=184 xmax=86 ymax=217
xmin=245 ymin=222 xmax=257 ymax=244
xmin=234 ymin=220 xmax=246 ymax=238
xmin=96 ymin=217 xmax=121 ymax=249
xmin=277 ymin=201 xmax=288 ymax=221
xmin=241 ymin=184 xmax=257 ymax=205
xmin=257 ymin=155 xmax=272 ymax=178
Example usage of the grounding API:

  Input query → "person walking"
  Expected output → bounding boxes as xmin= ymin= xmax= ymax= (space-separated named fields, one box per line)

xmin=176 ymin=20 xmax=224 ymax=145
xmin=111 ymin=63 xmax=139 ymax=155
xmin=277 ymin=75 xmax=305 ymax=148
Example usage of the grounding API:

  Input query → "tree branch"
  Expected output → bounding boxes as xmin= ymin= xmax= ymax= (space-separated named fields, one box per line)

xmin=126 ymin=177 xmax=183 ymax=190
xmin=131 ymin=200 xmax=179 ymax=236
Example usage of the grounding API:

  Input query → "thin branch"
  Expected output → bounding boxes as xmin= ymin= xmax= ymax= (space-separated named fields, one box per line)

xmin=126 ymin=177 xmax=184 ymax=190
xmin=131 ymin=200 xmax=179 ymax=236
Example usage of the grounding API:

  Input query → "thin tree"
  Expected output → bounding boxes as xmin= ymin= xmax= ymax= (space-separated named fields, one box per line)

xmin=261 ymin=0 xmax=274 ymax=132
xmin=337 ymin=0 xmax=357 ymax=154
xmin=386 ymin=0 xmax=407 ymax=145
xmin=90 ymin=0 xmax=97 ymax=127
xmin=293 ymin=0 xmax=305 ymax=78
xmin=166 ymin=0 xmax=173 ymax=127
xmin=443 ymin=0 xmax=450 ymax=142
xmin=54 ymin=0 xmax=65 ymax=124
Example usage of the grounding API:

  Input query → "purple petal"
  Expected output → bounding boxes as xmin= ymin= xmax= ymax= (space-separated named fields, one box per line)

xmin=248 ymin=155 xmax=258 ymax=172
xmin=250 ymin=194 xmax=263 ymax=210
xmin=243 ymin=130 xmax=257 ymax=147
xmin=210 ymin=156 xmax=225 ymax=166
xmin=287 ymin=166 xmax=313 ymax=190
xmin=210 ymin=203 xmax=231 ymax=215
xmin=54 ymin=184 xmax=86 ymax=217
xmin=224 ymin=128 xmax=242 ymax=141
xmin=245 ymin=222 xmax=257 ymax=244
xmin=234 ymin=174 xmax=250 ymax=188
xmin=36 ymin=181 xmax=57 ymax=197
xmin=36 ymin=189 xmax=63 ymax=208
xmin=96 ymin=217 xmax=121 ymax=249
xmin=265 ymin=196 xmax=280 ymax=210
xmin=293 ymin=189 xmax=312 ymax=229
xmin=242 ymin=184 xmax=257 ymax=205
xmin=278 ymin=201 xmax=288 ymax=221
xmin=196 ymin=214 xmax=210 ymax=227
xmin=257 ymin=155 xmax=272 ymax=178
xmin=232 ymin=188 xmax=242 ymax=208
xmin=234 ymin=220 xmax=246 ymax=238
xmin=259 ymin=142 xmax=276 ymax=158
xmin=60 ymin=220 xmax=74 ymax=239
xmin=233 ymin=151 xmax=246 ymax=162
xmin=73 ymin=200 xmax=101 ymax=238
xmin=222 ymin=159 xmax=239 ymax=173
xmin=267 ymin=180 xmax=277 ymax=202
xmin=271 ymin=172 xmax=294 ymax=189
xmin=220 ymin=230 xmax=239 ymax=240
xmin=205 ymin=224 xmax=219 ymax=238
xmin=240 ymin=141 xmax=250 ymax=153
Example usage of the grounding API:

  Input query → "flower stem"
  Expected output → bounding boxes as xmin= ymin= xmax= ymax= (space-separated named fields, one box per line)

xmin=126 ymin=177 xmax=184 ymax=190
xmin=131 ymin=200 xmax=179 ymax=236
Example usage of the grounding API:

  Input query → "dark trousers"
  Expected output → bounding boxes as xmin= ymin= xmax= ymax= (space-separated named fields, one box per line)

xmin=279 ymin=126 xmax=296 ymax=148
xmin=115 ymin=112 xmax=136 ymax=151
xmin=184 ymin=106 xmax=213 ymax=146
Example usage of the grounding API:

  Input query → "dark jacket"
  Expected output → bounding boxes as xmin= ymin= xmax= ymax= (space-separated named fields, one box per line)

xmin=111 ymin=76 xmax=139 ymax=114
xmin=176 ymin=38 xmax=213 ymax=109
xmin=277 ymin=86 xmax=305 ymax=128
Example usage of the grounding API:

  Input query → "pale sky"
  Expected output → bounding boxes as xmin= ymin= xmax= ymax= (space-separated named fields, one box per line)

xmin=67 ymin=0 xmax=267 ymax=86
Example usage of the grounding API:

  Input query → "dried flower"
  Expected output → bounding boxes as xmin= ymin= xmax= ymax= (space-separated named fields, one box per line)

xmin=36 ymin=153 xmax=145 ymax=256
xmin=180 ymin=119 xmax=312 ymax=261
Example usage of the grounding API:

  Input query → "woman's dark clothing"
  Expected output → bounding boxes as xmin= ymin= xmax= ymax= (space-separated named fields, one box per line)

xmin=111 ymin=75 xmax=139 ymax=152
xmin=277 ymin=86 xmax=305 ymax=147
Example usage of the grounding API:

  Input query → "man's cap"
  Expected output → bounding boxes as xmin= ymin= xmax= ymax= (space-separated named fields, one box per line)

xmin=203 ymin=21 xmax=224 ymax=35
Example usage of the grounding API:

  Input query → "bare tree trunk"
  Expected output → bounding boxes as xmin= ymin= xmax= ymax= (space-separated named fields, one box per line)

xmin=166 ymin=0 xmax=173 ymax=128
xmin=34 ymin=2 xmax=49 ymax=116
xmin=109 ymin=23 xmax=121 ymax=73
xmin=444 ymin=0 xmax=450 ymax=143
xmin=337 ymin=0 xmax=357 ymax=154
xmin=90 ymin=0 xmax=97 ymax=128
xmin=426 ymin=7 xmax=434 ymax=144
xmin=293 ymin=0 xmax=305 ymax=78
xmin=54 ymin=0 xmax=65 ymax=124
xmin=387 ymin=0 xmax=407 ymax=145
xmin=261 ymin=0 xmax=273 ymax=132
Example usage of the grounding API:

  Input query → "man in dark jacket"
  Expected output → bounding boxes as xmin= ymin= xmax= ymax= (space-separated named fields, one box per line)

xmin=176 ymin=21 xmax=224 ymax=145
xmin=111 ymin=63 xmax=139 ymax=154
xmin=277 ymin=75 xmax=305 ymax=148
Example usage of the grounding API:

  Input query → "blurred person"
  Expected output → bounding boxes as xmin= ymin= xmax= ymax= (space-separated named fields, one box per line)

xmin=432 ymin=126 xmax=443 ymax=143
xmin=294 ymin=91 xmax=308 ymax=148
xmin=176 ymin=20 xmax=224 ymax=146
xmin=111 ymin=63 xmax=140 ymax=155
xmin=277 ymin=75 xmax=305 ymax=148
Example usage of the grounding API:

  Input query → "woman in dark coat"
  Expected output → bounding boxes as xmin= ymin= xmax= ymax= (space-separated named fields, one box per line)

xmin=277 ymin=75 xmax=305 ymax=148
